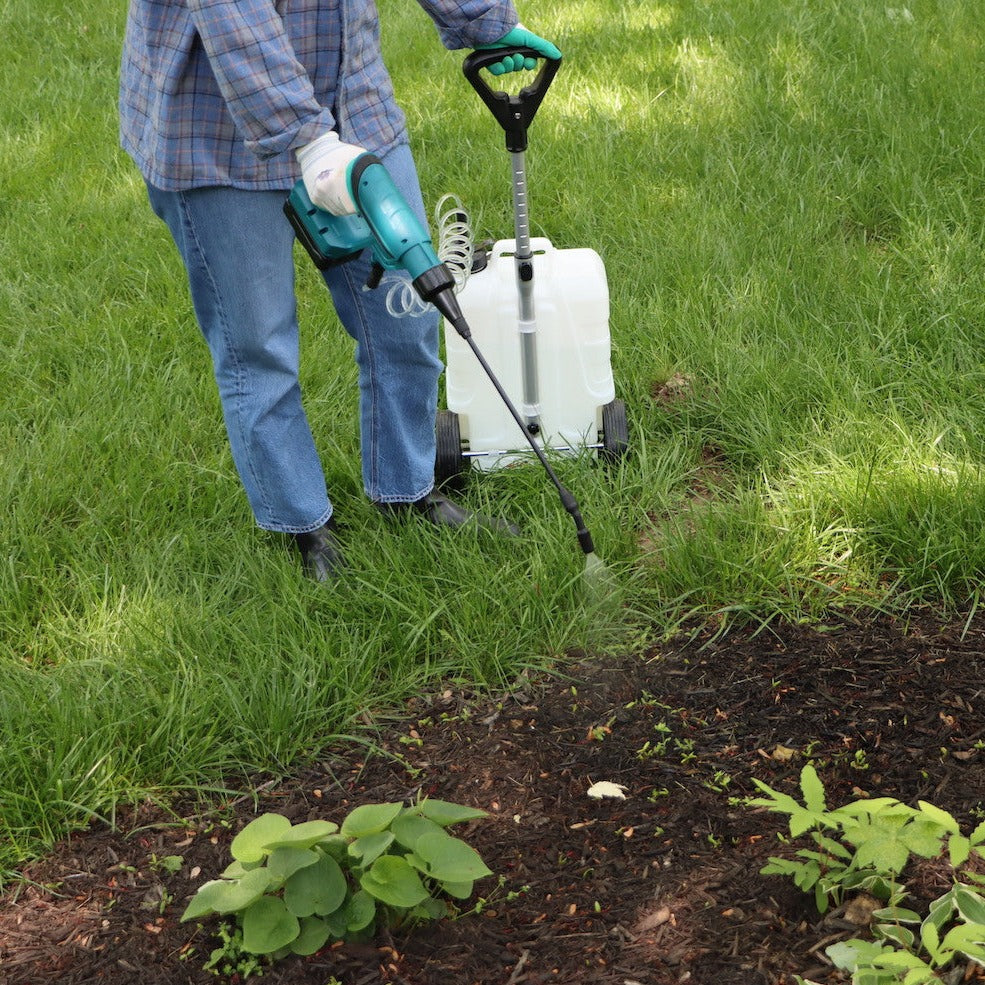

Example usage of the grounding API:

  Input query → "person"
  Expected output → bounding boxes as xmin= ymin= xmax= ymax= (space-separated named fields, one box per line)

xmin=119 ymin=0 xmax=560 ymax=581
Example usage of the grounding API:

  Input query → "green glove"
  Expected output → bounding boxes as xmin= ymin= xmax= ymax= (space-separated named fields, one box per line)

xmin=479 ymin=24 xmax=561 ymax=76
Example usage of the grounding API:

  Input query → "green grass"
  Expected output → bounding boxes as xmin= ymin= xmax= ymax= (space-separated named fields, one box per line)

xmin=3 ymin=0 xmax=985 ymax=879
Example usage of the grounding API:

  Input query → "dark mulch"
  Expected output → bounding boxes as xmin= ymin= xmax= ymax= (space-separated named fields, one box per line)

xmin=3 ymin=609 xmax=985 ymax=985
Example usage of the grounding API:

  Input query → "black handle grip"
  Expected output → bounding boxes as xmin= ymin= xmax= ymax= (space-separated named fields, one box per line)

xmin=462 ymin=46 xmax=561 ymax=152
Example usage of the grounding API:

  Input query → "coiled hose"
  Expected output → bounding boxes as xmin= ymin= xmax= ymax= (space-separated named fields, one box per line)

xmin=385 ymin=194 xmax=474 ymax=318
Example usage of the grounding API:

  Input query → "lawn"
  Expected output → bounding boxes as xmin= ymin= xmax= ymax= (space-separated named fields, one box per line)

xmin=2 ymin=0 xmax=984 ymax=961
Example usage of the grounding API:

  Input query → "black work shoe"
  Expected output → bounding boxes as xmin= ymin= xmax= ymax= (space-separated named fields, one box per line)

xmin=293 ymin=520 xmax=343 ymax=582
xmin=379 ymin=492 xmax=520 ymax=537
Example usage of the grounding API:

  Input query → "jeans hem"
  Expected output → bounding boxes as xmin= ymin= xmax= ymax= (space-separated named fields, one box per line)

xmin=258 ymin=505 xmax=334 ymax=536
xmin=371 ymin=481 xmax=434 ymax=506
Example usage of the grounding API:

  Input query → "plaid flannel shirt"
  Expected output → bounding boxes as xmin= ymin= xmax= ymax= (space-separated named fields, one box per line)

xmin=120 ymin=0 xmax=518 ymax=191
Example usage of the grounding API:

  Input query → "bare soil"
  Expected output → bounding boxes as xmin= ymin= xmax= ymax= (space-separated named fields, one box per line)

xmin=3 ymin=609 xmax=985 ymax=985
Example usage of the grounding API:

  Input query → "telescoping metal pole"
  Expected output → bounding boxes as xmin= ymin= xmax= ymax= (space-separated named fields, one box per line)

xmin=511 ymin=148 xmax=541 ymax=436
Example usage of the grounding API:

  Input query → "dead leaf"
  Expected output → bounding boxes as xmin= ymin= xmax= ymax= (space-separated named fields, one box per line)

xmin=637 ymin=907 xmax=672 ymax=932
xmin=587 ymin=781 xmax=628 ymax=800
xmin=844 ymin=894 xmax=881 ymax=927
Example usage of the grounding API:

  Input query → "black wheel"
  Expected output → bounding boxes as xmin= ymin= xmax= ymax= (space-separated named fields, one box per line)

xmin=599 ymin=399 xmax=629 ymax=464
xmin=435 ymin=409 xmax=469 ymax=489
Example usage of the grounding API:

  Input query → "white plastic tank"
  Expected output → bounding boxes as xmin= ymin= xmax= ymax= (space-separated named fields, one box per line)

xmin=444 ymin=237 xmax=615 ymax=470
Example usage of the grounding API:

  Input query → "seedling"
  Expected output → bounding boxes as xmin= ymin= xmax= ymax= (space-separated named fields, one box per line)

xmin=149 ymin=853 xmax=184 ymax=875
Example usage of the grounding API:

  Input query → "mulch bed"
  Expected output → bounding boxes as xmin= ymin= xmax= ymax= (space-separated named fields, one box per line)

xmin=3 ymin=609 xmax=985 ymax=985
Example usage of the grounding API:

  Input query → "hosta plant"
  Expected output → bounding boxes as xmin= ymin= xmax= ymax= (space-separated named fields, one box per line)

xmin=181 ymin=799 xmax=492 ymax=965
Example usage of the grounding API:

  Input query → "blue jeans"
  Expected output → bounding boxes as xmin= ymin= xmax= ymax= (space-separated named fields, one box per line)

xmin=146 ymin=143 xmax=441 ymax=533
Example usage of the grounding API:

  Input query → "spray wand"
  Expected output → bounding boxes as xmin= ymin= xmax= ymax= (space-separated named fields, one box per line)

xmin=438 ymin=301 xmax=596 ymax=560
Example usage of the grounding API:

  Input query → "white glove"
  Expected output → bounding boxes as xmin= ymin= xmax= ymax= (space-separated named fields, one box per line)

xmin=296 ymin=132 xmax=367 ymax=216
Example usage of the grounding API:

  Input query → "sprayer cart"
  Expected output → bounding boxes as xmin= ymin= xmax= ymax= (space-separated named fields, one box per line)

xmin=435 ymin=48 xmax=628 ymax=486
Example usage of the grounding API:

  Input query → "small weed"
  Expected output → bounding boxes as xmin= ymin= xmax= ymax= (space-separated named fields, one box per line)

xmin=465 ymin=876 xmax=528 ymax=918
xmin=149 ymin=853 xmax=184 ymax=875
xmin=202 ymin=921 xmax=268 ymax=979
xmin=746 ymin=764 xmax=985 ymax=984
xmin=674 ymin=738 xmax=697 ymax=765
xmin=703 ymin=771 xmax=733 ymax=793
xmin=849 ymin=749 xmax=870 ymax=771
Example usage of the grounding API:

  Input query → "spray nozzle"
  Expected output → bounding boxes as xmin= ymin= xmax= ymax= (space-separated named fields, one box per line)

xmin=558 ymin=487 xmax=594 ymax=556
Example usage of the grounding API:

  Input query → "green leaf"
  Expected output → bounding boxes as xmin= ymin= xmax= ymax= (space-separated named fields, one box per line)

xmin=290 ymin=916 xmax=332 ymax=956
xmin=874 ymin=922 xmax=915 ymax=948
xmin=793 ymin=861 xmax=821 ymax=892
xmin=220 ymin=858 xmax=260 ymax=879
xmin=855 ymin=835 xmax=910 ymax=875
xmin=872 ymin=906 xmax=922 ymax=924
xmin=761 ymin=857 xmax=803 ymax=876
xmin=949 ymin=834 xmax=972 ymax=868
xmin=814 ymin=834 xmax=853 ymax=860
xmin=969 ymin=820 xmax=985 ymax=846
xmin=955 ymin=887 xmax=985 ymax=925
xmin=858 ymin=973 xmax=903 ymax=985
xmin=323 ymin=909 xmax=349 ymax=940
xmin=340 ymin=802 xmax=403 ymax=839
xmin=414 ymin=799 xmax=488 ymax=827
xmin=180 ymin=880 xmax=229 ymax=922
xmin=186 ymin=868 xmax=270 ymax=917
xmin=390 ymin=812 xmax=445 ymax=851
xmin=926 ymin=890 xmax=957 ymax=932
xmin=267 ymin=846 xmax=320 ymax=883
xmin=920 ymin=918 xmax=941 ymax=961
xmin=317 ymin=833 xmax=349 ymax=861
xmin=284 ymin=855 xmax=348 ymax=918
xmin=793 ymin=849 xmax=833 ymax=864
xmin=940 ymin=922 xmax=985 ymax=959
xmin=844 ymin=815 xmax=909 ymax=845
xmin=800 ymin=764 xmax=827 ymax=814
xmin=916 ymin=801 xmax=959 ymax=834
xmin=814 ymin=881 xmax=829 ymax=914
xmin=262 ymin=820 xmax=339 ymax=850
xmin=839 ymin=869 xmax=888 ymax=893
xmin=231 ymin=814 xmax=292 ymax=864
xmin=901 ymin=816 xmax=949 ymax=859
xmin=826 ymin=938 xmax=891 ymax=971
xmin=242 ymin=896 xmax=300 ymax=954
xmin=748 ymin=778 xmax=801 ymax=813
xmin=412 ymin=896 xmax=450 ymax=921
xmin=789 ymin=807 xmax=823 ymax=838
xmin=835 ymin=799 xmax=910 ymax=819
xmin=348 ymin=831 xmax=395 ymax=867
xmin=901 ymin=971 xmax=938 ymax=985
xmin=872 ymin=951 xmax=933 ymax=971
xmin=441 ymin=879 xmax=474 ymax=900
xmin=408 ymin=833 xmax=493 ymax=883
xmin=359 ymin=855 xmax=429 ymax=909
xmin=340 ymin=890 xmax=376 ymax=933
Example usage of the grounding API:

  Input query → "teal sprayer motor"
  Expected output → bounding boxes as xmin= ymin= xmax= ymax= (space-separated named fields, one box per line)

xmin=283 ymin=105 xmax=599 ymax=564
xmin=284 ymin=153 xmax=464 ymax=328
